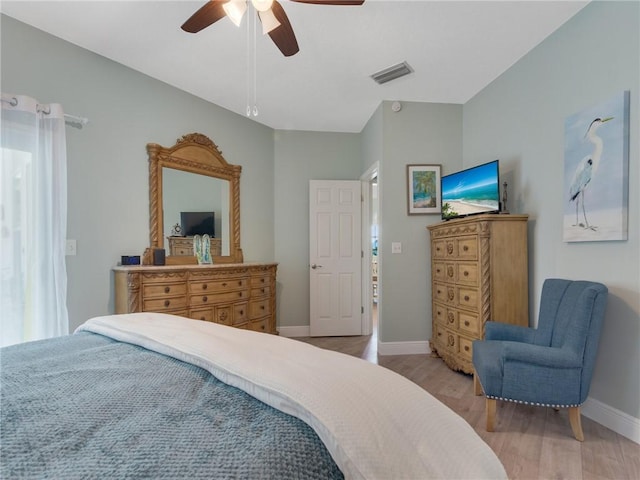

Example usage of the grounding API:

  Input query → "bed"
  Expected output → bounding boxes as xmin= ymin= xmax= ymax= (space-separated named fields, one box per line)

xmin=1 ymin=313 xmax=507 ymax=479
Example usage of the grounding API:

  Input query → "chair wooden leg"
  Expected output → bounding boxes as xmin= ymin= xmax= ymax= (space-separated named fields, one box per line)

xmin=486 ymin=398 xmax=496 ymax=432
xmin=473 ymin=372 xmax=482 ymax=396
xmin=569 ymin=406 xmax=584 ymax=441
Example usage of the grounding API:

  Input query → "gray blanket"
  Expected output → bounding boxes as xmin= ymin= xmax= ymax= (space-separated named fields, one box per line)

xmin=1 ymin=332 xmax=343 ymax=479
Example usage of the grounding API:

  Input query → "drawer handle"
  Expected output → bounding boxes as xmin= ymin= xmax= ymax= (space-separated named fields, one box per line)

xmin=164 ymin=300 xmax=170 ymax=307
xmin=437 ymin=331 xmax=442 ymax=337
xmin=261 ymin=288 xmax=265 ymax=294
xmin=437 ymin=310 xmax=442 ymax=316
xmin=464 ymin=320 xmax=470 ymax=327
xmin=437 ymin=289 xmax=442 ymax=295
xmin=202 ymin=284 xmax=208 ymax=290
xmin=238 ymin=292 xmax=243 ymax=298
xmin=239 ymin=310 xmax=244 ymax=315
xmin=463 ymin=245 xmax=469 ymax=252
xmin=464 ymin=345 xmax=470 ymax=352
xmin=164 ymin=286 xmax=170 ymax=293
xmin=238 ymin=281 xmax=243 ymax=286
xmin=260 ymin=325 xmax=265 ymax=330
xmin=202 ymin=296 xmax=208 ymax=302
xmin=222 ymin=282 xmax=227 ymax=287
xmin=260 ymin=278 xmax=265 ymax=284
xmin=464 ymin=295 xmax=470 ymax=302
xmin=200 ymin=316 xmax=205 ymax=321
xmin=464 ymin=271 xmax=469 ymax=277
xmin=436 ymin=268 xmax=441 ymax=274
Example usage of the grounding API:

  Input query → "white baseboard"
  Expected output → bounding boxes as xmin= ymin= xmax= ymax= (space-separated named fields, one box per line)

xmin=378 ymin=340 xmax=431 ymax=356
xmin=582 ymin=397 xmax=640 ymax=444
xmin=278 ymin=325 xmax=310 ymax=338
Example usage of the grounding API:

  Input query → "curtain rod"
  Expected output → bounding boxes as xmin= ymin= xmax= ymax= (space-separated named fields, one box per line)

xmin=1 ymin=95 xmax=89 ymax=129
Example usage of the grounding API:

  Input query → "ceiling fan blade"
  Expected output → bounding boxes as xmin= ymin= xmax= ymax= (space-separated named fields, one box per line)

xmin=181 ymin=0 xmax=228 ymax=33
xmin=289 ymin=0 xmax=365 ymax=5
xmin=268 ymin=1 xmax=299 ymax=57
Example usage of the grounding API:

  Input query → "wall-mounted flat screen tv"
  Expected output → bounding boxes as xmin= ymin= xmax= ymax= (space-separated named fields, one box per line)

xmin=180 ymin=211 xmax=215 ymax=237
xmin=441 ymin=160 xmax=500 ymax=220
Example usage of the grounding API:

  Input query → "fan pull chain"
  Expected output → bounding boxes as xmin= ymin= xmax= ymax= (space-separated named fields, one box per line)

xmin=246 ymin=8 xmax=258 ymax=117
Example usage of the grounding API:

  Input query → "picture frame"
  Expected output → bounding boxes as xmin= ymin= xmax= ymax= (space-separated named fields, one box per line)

xmin=563 ymin=90 xmax=630 ymax=242
xmin=407 ymin=164 xmax=442 ymax=215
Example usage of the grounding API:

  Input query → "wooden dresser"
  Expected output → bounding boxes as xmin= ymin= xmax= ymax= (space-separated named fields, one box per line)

xmin=427 ymin=214 xmax=528 ymax=374
xmin=114 ymin=263 xmax=277 ymax=334
xmin=167 ymin=236 xmax=222 ymax=257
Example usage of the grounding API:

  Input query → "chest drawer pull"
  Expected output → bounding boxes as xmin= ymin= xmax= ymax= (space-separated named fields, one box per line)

xmin=202 ymin=296 xmax=208 ymax=302
xmin=464 ymin=345 xmax=470 ymax=352
xmin=463 ymin=271 xmax=469 ymax=277
xmin=222 ymin=282 xmax=227 ymax=287
xmin=464 ymin=295 xmax=470 ymax=301
xmin=164 ymin=286 xmax=170 ymax=293
xmin=464 ymin=320 xmax=470 ymax=327
xmin=164 ymin=300 xmax=170 ymax=307
xmin=238 ymin=292 xmax=244 ymax=298
xmin=463 ymin=245 xmax=469 ymax=252
xmin=202 ymin=284 xmax=208 ymax=290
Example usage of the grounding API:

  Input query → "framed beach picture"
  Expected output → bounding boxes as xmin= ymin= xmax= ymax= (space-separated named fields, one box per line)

xmin=407 ymin=164 xmax=441 ymax=215
xmin=563 ymin=91 xmax=630 ymax=242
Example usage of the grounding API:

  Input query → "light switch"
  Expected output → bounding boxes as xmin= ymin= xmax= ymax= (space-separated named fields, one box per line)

xmin=391 ymin=242 xmax=402 ymax=254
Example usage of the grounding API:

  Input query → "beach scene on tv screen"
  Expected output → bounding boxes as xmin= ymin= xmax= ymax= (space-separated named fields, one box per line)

xmin=442 ymin=163 xmax=499 ymax=217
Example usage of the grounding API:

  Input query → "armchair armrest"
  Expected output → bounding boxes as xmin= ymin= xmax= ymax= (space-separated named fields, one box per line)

xmin=485 ymin=321 xmax=535 ymax=343
xmin=502 ymin=342 xmax=582 ymax=369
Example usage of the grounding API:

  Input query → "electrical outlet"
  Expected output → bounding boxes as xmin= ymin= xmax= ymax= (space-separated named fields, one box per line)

xmin=391 ymin=242 xmax=402 ymax=254
xmin=66 ymin=239 xmax=77 ymax=256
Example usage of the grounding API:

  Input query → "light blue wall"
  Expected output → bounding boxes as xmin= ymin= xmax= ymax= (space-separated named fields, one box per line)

xmin=463 ymin=1 xmax=639 ymax=419
xmin=1 ymin=15 xmax=275 ymax=331
xmin=375 ymin=101 xmax=463 ymax=343
xmin=273 ymin=130 xmax=362 ymax=328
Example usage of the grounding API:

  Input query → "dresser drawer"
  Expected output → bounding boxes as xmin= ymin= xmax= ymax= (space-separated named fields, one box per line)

xmin=456 ymin=236 xmax=478 ymax=259
xmin=433 ymin=262 xmax=456 ymax=283
xmin=189 ymin=277 xmax=248 ymax=293
xmin=434 ymin=324 xmax=458 ymax=354
xmin=458 ymin=336 xmax=473 ymax=361
xmin=434 ymin=283 xmax=456 ymax=304
xmin=190 ymin=289 xmax=248 ymax=306
xmin=434 ymin=304 xmax=458 ymax=330
xmin=142 ymin=282 xmax=187 ymax=298
xmin=250 ymin=274 xmax=271 ymax=288
xmin=141 ymin=271 xmax=187 ymax=284
xmin=432 ymin=239 xmax=447 ymax=259
xmin=457 ymin=263 xmax=479 ymax=286
xmin=247 ymin=318 xmax=268 ymax=333
xmin=249 ymin=298 xmax=270 ymax=319
xmin=143 ymin=296 xmax=188 ymax=312
xmin=458 ymin=287 xmax=480 ymax=311
xmin=250 ymin=285 xmax=271 ymax=298
xmin=458 ymin=310 xmax=480 ymax=336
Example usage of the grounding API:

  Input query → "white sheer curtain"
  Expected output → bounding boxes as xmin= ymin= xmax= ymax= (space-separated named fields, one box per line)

xmin=1 ymin=93 xmax=69 ymax=347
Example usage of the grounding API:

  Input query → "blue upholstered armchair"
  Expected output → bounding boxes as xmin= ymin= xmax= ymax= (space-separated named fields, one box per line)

xmin=472 ymin=279 xmax=608 ymax=441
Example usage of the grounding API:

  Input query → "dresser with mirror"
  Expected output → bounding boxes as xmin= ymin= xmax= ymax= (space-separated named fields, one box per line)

xmin=114 ymin=133 xmax=277 ymax=334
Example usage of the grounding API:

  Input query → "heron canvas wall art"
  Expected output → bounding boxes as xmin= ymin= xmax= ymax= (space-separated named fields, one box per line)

xmin=563 ymin=91 xmax=630 ymax=242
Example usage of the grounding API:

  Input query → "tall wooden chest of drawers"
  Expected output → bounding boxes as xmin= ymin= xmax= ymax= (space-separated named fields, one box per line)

xmin=427 ymin=214 xmax=528 ymax=374
xmin=114 ymin=263 xmax=277 ymax=334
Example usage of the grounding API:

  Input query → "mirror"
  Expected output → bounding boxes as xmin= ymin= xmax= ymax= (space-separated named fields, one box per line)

xmin=147 ymin=133 xmax=243 ymax=264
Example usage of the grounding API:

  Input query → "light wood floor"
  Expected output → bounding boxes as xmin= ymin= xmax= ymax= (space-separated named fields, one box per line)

xmin=294 ymin=329 xmax=639 ymax=480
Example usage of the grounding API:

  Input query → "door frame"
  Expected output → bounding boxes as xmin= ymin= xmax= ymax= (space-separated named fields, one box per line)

xmin=360 ymin=162 xmax=379 ymax=337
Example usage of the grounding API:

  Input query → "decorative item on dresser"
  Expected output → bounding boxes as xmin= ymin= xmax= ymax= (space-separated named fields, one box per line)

xmin=427 ymin=214 xmax=529 ymax=374
xmin=114 ymin=263 xmax=277 ymax=334
xmin=167 ymin=236 xmax=222 ymax=257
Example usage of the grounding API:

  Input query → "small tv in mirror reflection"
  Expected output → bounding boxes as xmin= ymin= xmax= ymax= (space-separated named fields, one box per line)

xmin=180 ymin=211 xmax=215 ymax=237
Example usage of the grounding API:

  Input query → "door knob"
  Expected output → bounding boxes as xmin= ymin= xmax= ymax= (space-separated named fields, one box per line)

xmin=311 ymin=264 xmax=323 ymax=269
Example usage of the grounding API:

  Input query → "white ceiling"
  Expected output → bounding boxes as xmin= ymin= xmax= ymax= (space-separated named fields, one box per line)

xmin=1 ymin=0 xmax=588 ymax=133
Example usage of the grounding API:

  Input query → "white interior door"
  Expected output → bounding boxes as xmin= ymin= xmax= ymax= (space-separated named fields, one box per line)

xmin=309 ymin=180 xmax=362 ymax=336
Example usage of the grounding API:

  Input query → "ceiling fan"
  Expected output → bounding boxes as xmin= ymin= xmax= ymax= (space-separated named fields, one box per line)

xmin=181 ymin=0 xmax=365 ymax=57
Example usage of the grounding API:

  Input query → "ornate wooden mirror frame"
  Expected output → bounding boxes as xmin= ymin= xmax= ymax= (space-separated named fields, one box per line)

xmin=146 ymin=133 xmax=243 ymax=264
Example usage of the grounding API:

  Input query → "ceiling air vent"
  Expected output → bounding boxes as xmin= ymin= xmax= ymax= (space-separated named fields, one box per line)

xmin=370 ymin=61 xmax=414 ymax=85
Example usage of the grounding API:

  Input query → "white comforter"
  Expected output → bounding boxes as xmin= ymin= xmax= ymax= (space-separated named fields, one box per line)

xmin=77 ymin=313 xmax=506 ymax=480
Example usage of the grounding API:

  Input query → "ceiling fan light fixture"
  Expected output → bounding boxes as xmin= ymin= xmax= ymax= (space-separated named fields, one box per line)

xmin=370 ymin=61 xmax=414 ymax=85
xmin=251 ymin=0 xmax=274 ymax=13
xmin=258 ymin=9 xmax=281 ymax=34
xmin=223 ymin=0 xmax=247 ymax=27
